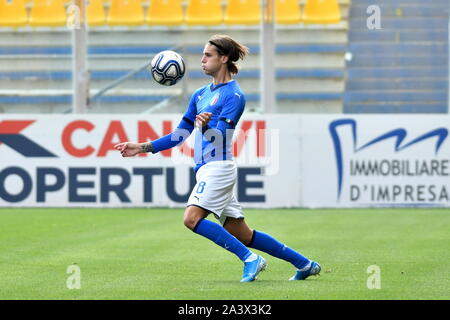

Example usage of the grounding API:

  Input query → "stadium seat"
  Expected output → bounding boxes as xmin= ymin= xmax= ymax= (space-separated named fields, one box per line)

xmin=29 ymin=0 xmax=67 ymax=27
xmin=224 ymin=0 xmax=261 ymax=25
xmin=87 ymin=0 xmax=106 ymax=26
xmin=107 ymin=0 xmax=145 ymax=26
xmin=0 ymin=0 xmax=29 ymax=27
xmin=146 ymin=0 xmax=183 ymax=26
xmin=302 ymin=0 xmax=341 ymax=24
xmin=274 ymin=0 xmax=301 ymax=24
xmin=185 ymin=0 xmax=223 ymax=26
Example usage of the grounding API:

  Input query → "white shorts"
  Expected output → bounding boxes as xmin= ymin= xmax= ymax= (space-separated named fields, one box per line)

xmin=187 ymin=160 xmax=244 ymax=225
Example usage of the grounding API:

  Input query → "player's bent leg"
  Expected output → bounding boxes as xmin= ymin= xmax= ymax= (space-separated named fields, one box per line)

xmin=183 ymin=205 xmax=208 ymax=230
xmin=223 ymin=217 xmax=254 ymax=246
xmin=184 ymin=206 xmax=265 ymax=282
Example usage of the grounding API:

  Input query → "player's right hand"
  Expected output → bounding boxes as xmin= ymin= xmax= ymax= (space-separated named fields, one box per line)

xmin=114 ymin=142 xmax=141 ymax=157
xmin=196 ymin=112 xmax=212 ymax=128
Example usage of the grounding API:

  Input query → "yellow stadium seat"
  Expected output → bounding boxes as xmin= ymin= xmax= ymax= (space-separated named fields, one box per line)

xmin=274 ymin=0 xmax=301 ymax=24
xmin=87 ymin=0 xmax=106 ymax=26
xmin=146 ymin=0 xmax=183 ymax=26
xmin=302 ymin=0 xmax=340 ymax=24
xmin=107 ymin=0 xmax=145 ymax=26
xmin=224 ymin=0 xmax=260 ymax=25
xmin=0 ymin=0 xmax=28 ymax=27
xmin=29 ymin=0 xmax=67 ymax=27
xmin=185 ymin=0 xmax=223 ymax=26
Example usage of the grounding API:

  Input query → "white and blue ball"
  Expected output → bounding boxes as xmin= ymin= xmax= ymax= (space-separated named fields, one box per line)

xmin=150 ymin=50 xmax=185 ymax=86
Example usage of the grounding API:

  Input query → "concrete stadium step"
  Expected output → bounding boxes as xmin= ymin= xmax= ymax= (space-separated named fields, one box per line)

xmin=344 ymin=103 xmax=447 ymax=114
xmin=349 ymin=17 xmax=448 ymax=30
xmin=350 ymin=5 xmax=449 ymax=18
xmin=348 ymin=43 xmax=448 ymax=55
xmin=347 ymin=67 xmax=448 ymax=80
xmin=344 ymin=91 xmax=448 ymax=104
xmin=0 ymin=52 xmax=346 ymax=71
xmin=348 ymin=30 xmax=448 ymax=42
xmin=0 ymin=43 xmax=347 ymax=56
xmin=0 ymin=27 xmax=348 ymax=47
xmin=0 ymin=68 xmax=345 ymax=80
xmin=0 ymin=89 xmax=182 ymax=108
xmin=0 ymin=90 xmax=343 ymax=104
xmin=346 ymin=55 xmax=448 ymax=67
xmin=346 ymin=79 xmax=448 ymax=91
xmin=0 ymin=77 xmax=345 ymax=93
xmin=0 ymin=99 xmax=344 ymax=114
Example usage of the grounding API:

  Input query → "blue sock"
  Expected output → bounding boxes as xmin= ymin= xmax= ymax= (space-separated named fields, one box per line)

xmin=249 ymin=230 xmax=310 ymax=269
xmin=193 ymin=219 xmax=252 ymax=262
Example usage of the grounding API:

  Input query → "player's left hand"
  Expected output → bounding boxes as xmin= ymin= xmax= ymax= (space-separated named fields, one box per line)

xmin=196 ymin=112 xmax=212 ymax=128
xmin=114 ymin=142 xmax=142 ymax=157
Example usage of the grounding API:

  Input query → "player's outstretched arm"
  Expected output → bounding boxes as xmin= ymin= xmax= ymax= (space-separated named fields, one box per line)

xmin=114 ymin=142 xmax=152 ymax=157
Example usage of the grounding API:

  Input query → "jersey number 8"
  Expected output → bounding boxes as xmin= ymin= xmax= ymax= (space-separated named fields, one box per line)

xmin=196 ymin=181 xmax=206 ymax=194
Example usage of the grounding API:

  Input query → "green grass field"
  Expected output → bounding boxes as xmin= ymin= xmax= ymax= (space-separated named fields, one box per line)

xmin=0 ymin=208 xmax=449 ymax=300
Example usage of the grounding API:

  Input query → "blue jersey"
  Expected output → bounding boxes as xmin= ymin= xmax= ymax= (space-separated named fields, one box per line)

xmin=151 ymin=80 xmax=246 ymax=172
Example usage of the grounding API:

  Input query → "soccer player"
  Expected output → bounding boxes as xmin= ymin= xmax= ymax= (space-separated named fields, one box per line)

xmin=114 ymin=35 xmax=320 ymax=282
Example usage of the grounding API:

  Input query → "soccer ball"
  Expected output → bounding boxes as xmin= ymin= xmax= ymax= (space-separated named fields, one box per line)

xmin=150 ymin=50 xmax=186 ymax=86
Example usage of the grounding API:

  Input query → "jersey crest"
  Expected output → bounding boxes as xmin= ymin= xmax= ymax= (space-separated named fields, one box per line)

xmin=210 ymin=93 xmax=220 ymax=106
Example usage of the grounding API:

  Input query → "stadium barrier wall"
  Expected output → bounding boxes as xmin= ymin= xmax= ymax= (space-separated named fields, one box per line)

xmin=0 ymin=114 xmax=449 ymax=208
xmin=300 ymin=115 xmax=450 ymax=208
xmin=0 ymin=114 xmax=299 ymax=208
